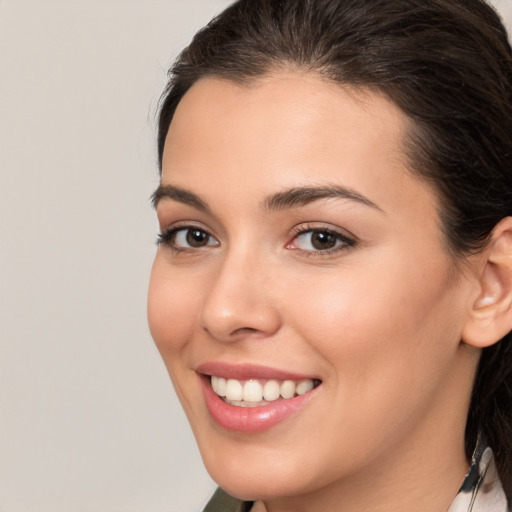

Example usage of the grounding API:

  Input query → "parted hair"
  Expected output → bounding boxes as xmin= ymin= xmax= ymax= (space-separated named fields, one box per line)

xmin=157 ymin=0 xmax=512 ymax=497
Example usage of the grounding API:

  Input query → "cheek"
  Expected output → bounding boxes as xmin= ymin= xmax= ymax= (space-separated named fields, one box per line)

xmin=147 ymin=255 xmax=200 ymax=356
xmin=147 ymin=255 xmax=207 ymax=423
xmin=272 ymin=255 xmax=466 ymax=471
xmin=286 ymin=251 xmax=463 ymax=394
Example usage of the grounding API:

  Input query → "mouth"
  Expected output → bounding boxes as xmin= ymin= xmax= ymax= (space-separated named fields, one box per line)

xmin=196 ymin=363 xmax=322 ymax=432
xmin=210 ymin=375 xmax=321 ymax=407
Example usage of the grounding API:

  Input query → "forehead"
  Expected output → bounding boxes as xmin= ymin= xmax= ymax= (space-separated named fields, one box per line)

xmin=164 ymin=72 xmax=409 ymax=166
xmin=161 ymin=72 xmax=437 ymax=221
xmin=166 ymin=72 xmax=409 ymax=158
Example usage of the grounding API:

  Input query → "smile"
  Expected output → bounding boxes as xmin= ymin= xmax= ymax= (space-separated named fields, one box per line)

xmin=197 ymin=364 xmax=322 ymax=432
xmin=211 ymin=376 xmax=319 ymax=407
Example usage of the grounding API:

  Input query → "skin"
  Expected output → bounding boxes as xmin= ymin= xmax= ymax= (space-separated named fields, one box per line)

xmin=148 ymin=73 xmax=484 ymax=512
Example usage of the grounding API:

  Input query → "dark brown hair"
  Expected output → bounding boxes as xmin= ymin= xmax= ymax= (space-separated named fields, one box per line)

xmin=157 ymin=0 xmax=512 ymax=497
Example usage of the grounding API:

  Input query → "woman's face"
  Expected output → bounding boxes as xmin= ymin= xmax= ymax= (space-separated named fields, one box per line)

xmin=148 ymin=74 xmax=478 ymax=501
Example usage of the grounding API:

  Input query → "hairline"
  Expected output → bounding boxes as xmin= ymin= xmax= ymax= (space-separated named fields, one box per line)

xmin=159 ymin=67 xmax=469 ymax=266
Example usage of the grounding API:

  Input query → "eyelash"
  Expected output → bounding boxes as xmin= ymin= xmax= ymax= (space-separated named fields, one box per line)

xmin=156 ymin=224 xmax=218 ymax=252
xmin=287 ymin=224 xmax=357 ymax=257
xmin=156 ymin=224 xmax=357 ymax=256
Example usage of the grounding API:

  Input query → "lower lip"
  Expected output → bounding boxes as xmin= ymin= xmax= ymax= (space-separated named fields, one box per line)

xmin=200 ymin=375 xmax=320 ymax=433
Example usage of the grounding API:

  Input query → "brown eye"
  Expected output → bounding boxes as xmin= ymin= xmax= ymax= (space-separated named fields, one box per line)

xmin=186 ymin=229 xmax=210 ymax=247
xmin=294 ymin=230 xmax=341 ymax=251
xmin=287 ymin=227 xmax=355 ymax=255
xmin=310 ymin=231 xmax=337 ymax=250
xmin=160 ymin=227 xmax=219 ymax=250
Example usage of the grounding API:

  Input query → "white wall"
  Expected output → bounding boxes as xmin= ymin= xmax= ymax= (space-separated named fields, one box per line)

xmin=0 ymin=2 xmax=230 ymax=511
xmin=0 ymin=1 xmax=511 ymax=511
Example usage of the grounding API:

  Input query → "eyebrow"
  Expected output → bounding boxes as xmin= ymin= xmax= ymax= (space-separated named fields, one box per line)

xmin=151 ymin=183 xmax=382 ymax=213
xmin=151 ymin=184 xmax=210 ymax=212
xmin=263 ymin=184 xmax=382 ymax=212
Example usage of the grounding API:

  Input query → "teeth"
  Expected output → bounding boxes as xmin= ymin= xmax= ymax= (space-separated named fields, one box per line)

xmin=225 ymin=379 xmax=243 ymax=401
xmin=263 ymin=379 xmax=280 ymax=401
xmin=242 ymin=380 xmax=263 ymax=402
xmin=280 ymin=380 xmax=295 ymax=399
xmin=211 ymin=376 xmax=318 ymax=404
xmin=211 ymin=376 xmax=227 ymax=397
xmin=296 ymin=379 xmax=314 ymax=395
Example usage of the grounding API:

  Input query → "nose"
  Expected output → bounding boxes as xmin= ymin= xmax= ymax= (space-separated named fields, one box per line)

xmin=199 ymin=251 xmax=281 ymax=343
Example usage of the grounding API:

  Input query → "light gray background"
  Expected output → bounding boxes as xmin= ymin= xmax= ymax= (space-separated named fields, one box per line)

xmin=1 ymin=1 xmax=511 ymax=511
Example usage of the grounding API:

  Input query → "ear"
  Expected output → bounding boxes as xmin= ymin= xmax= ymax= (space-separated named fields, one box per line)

xmin=462 ymin=217 xmax=512 ymax=348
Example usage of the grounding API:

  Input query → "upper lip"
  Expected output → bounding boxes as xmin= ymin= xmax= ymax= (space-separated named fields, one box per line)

xmin=196 ymin=361 xmax=320 ymax=381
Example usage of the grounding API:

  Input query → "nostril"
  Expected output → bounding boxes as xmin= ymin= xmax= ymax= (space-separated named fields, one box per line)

xmin=203 ymin=325 xmax=272 ymax=342
xmin=232 ymin=327 xmax=259 ymax=336
xmin=198 ymin=275 xmax=282 ymax=342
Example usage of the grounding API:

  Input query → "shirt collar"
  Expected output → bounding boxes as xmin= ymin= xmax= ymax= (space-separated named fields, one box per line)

xmin=448 ymin=438 xmax=509 ymax=512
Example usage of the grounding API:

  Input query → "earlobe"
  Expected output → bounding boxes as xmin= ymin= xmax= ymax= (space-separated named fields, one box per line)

xmin=462 ymin=217 xmax=512 ymax=348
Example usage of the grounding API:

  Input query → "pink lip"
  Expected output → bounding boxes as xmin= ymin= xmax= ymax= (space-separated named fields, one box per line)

xmin=196 ymin=361 xmax=318 ymax=381
xmin=196 ymin=363 xmax=321 ymax=433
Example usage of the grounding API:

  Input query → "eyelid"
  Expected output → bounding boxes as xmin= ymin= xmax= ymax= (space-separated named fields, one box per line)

xmin=286 ymin=223 xmax=357 ymax=256
xmin=156 ymin=221 xmax=220 ymax=251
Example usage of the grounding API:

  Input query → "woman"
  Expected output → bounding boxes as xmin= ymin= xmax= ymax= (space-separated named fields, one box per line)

xmin=147 ymin=0 xmax=512 ymax=510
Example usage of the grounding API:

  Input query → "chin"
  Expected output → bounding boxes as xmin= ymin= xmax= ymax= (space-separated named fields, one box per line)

xmin=197 ymin=435 xmax=329 ymax=502
xmin=207 ymin=464 xmax=303 ymax=502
